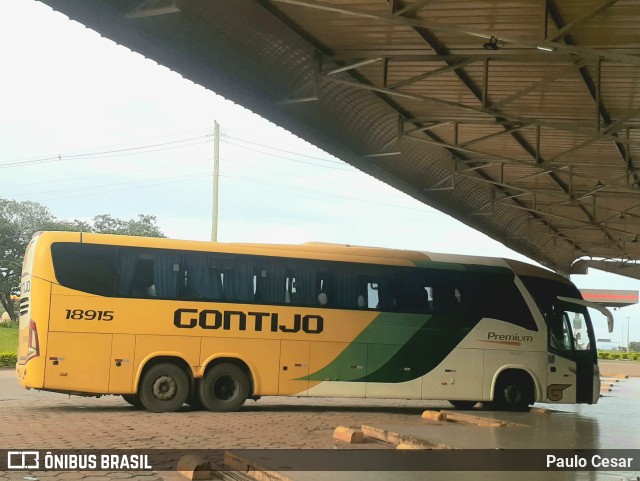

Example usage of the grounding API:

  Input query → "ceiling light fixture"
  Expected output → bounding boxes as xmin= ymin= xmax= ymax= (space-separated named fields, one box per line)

xmin=536 ymin=45 xmax=555 ymax=52
xmin=483 ymin=36 xmax=501 ymax=50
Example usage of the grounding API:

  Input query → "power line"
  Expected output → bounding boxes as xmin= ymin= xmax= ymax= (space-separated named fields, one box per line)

xmin=16 ymin=165 xmax=432 ymax=216
xmin=7 ymin=157 xmax=210 ymax=190
xmin=222 ymin=134 xmax=350 ymax=166
xmin=37 ymin=172 xmax=213 ymax=202
xmin=218 ymin=172 xmax=434 ymax=214
xmin=0 ymin=136 xmax=211 ymax=168
xmin=224 ymin=140 xmax=354 ymax=172
xmin=2 ymin=127 xmax=211 ymax=164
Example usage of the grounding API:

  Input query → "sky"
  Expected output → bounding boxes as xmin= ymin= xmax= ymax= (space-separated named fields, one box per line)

xmin=1 ymin=0 xmax=639 ymax=345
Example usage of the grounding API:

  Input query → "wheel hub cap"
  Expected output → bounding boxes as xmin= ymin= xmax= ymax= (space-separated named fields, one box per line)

xmin=152 ymin=375 xmax=177 ymax=400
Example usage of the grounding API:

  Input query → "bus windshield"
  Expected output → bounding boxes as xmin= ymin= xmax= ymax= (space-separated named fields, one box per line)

xmin=520 ymin=276 xmax=596 ymax=354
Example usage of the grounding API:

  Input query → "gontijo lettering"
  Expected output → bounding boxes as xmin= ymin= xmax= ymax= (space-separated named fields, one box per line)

xmin=173 ymin=308 xmax=324 ymax=334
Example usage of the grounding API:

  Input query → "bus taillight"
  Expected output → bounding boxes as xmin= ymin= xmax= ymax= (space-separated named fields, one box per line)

xmin=26 ymin=320 xmax=40 ymax=363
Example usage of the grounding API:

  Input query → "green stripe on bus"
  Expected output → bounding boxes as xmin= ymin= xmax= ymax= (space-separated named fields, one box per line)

xmin=306 ymin=312 xmax=428 ymax=382
xmin=358 ymin=324 xmax=469 ymax=383
xmin=306 ymin=313 xmax=472 ymax=383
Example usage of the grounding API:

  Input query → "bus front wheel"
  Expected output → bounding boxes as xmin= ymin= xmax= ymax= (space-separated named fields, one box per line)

xmin=199 ymin=363 xmax=249 ymax=412
xmin=139 ymin=363 xmax=189 ymax=413
xmin=494 ymin=372 xmax=533 ymax=412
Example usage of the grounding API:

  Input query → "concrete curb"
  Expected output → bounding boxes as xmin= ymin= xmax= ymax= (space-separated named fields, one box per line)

xmin=333 ymin=426 xmax=365 ymax=443
xmin=361 ymin=424 xmax=458 ymax=449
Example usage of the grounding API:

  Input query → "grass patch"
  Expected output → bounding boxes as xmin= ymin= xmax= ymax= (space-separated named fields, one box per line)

xmin=598 ymin=350 xmax=640 ymax=362
xmin=0 ymin=326 xmax=18 ymax=354
xmin=0 ymin=326 xmax=18 ymax=367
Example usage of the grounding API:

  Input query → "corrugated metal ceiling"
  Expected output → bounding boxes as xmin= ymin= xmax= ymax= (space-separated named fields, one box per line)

xmin=37 ymin=0 xmax=640 ymax=277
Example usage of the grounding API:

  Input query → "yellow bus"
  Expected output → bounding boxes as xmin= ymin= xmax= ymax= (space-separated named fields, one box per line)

xmin=17 ymin=231 xmax=612 ymax=412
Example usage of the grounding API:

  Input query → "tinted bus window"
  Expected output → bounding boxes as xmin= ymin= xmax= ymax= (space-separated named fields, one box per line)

xmin=51 ymin=243 xmax=117 ymax=296
xmin=116 ymin=248 xmax=181 ymax=299
xmin=464 ymin=271 xmax=537 ymax=331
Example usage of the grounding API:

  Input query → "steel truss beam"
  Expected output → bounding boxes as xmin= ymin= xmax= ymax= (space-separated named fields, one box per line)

xmin=388 ymin=59 xmax=475 ymax=89
xmin=549 ymin=0 xmax=619 ymax=42
xmin=546 ymin=0 xmax=639 ymax=189
xmin=273 ymin=0 xmax=640 ymax=66
xmin=265 ymin=0 xmax=640 ymax=262
xmin=327 ymin=76 xmax=640 ymax=147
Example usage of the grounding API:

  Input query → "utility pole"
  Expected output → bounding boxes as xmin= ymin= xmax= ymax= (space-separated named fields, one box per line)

xmin=211 ymin=121 xmax=220 ymax=242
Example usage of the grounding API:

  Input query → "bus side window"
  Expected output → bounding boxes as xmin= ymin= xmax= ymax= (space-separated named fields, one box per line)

xmin=256 ymin=260 xmax=287 ymax=304
xmin=358 ymin=278 xmax=395 ymax=310
xmin=285 ymin=276 xmax=296 ymax=304
xmin=432 ymin=285 xmax=460 ymax=313
xmin=285 ymin=262 xmax=319 ymax=306
xmin=430 ymin=283 xmax=468 ymax=327
xmin=184 ymin=253 xmax=223 ymax=301
xmin=395 ymin=273 xmax=432 ymax=313
xmin=51 ymin=243 xmax=117 ymax=296
xmin=130 ymin=256 xmax=155 ymax=297
xmin=117 ymin=249 xmax=180 ymax=299
xmin=220 ymin=258 xmax=254 ymax=303
xmin=333 ymin=268 xmax=359 ymax=309
xmin=317 ymin=274 xmax=331 ymax=306
xmin=365 ymin=282 xmax=379 ymax=309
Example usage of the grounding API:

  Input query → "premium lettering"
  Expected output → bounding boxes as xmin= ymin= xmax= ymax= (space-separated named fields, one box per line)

xmin=174 ymin=308 xmax=324 ymax=334
xmin=487 ymin=332 xmax=533 ymax=342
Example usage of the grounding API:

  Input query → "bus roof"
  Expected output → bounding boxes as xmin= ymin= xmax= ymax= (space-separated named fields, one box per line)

xmin=35 ymin=231 xmax=565 ymax=281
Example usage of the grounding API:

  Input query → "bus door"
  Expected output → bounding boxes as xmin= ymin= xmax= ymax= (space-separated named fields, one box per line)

xmin=566 ymin=309 xmax=598 ymax=404
xmin=546 ymin=309 xmax=595 ymax=404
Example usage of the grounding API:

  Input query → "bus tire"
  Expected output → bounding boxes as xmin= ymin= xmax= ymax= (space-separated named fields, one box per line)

xmin=199 ymin=363 xmax=249 ymax=412
xmin=494 ymin=372 xmax=532 ymax=412
xmin=448 ymin=400 xmax=478 ymax=410
xmin=139 ymin=363 xmax=189 ymax=413
xmin=122 ymin=394 xmax=143 ymax=409
xmin=185 ymin=379 xmax=203 ymax=410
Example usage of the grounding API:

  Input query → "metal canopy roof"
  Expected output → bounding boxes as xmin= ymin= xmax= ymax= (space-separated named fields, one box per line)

xmin=38 ymin=0 xmax=640 ymax=277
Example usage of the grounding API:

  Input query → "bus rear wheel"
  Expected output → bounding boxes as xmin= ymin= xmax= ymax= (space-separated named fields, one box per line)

xmin=122 ymin=394 xmax=143 ymax=409
xmin=139 ymin=363 xmax=189 ymax=413
xmin=448 ymin=400 xmax=478 ymax=410
xmin=199 ymin=363 xmax=249 ymax=412
xmin=494 ymin=373 xmax=532 ymax=412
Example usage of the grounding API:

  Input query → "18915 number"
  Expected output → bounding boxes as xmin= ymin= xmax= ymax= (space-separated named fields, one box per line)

xmin=65 ymin=309 xmax=114 ymax=321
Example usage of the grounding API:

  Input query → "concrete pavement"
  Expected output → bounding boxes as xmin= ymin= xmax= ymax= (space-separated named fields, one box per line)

xmin=1 ymin=361 xmax=639 ymax=481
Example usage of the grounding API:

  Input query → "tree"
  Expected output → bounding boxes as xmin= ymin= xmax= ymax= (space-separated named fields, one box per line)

xmin=0 ymin=198 xmax=165 ymax=321
xmin=90 ymin=214 xmax=165 ymax=237
xmin=630 ymin=341 xmax=640 ymax=353
xmin=0 ymin=199 xmax=63 ymax=321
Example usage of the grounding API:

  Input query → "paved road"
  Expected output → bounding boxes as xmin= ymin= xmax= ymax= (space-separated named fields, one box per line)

xmin=0 ymin=369 xmax=445 ymax=450
xmin=599 ymin=359 xmax=640 ymax=377
xmin=0 ymin=368 xmax=442 ymax=480
xmin=1 ymin=362 xmax=638 ymax=481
